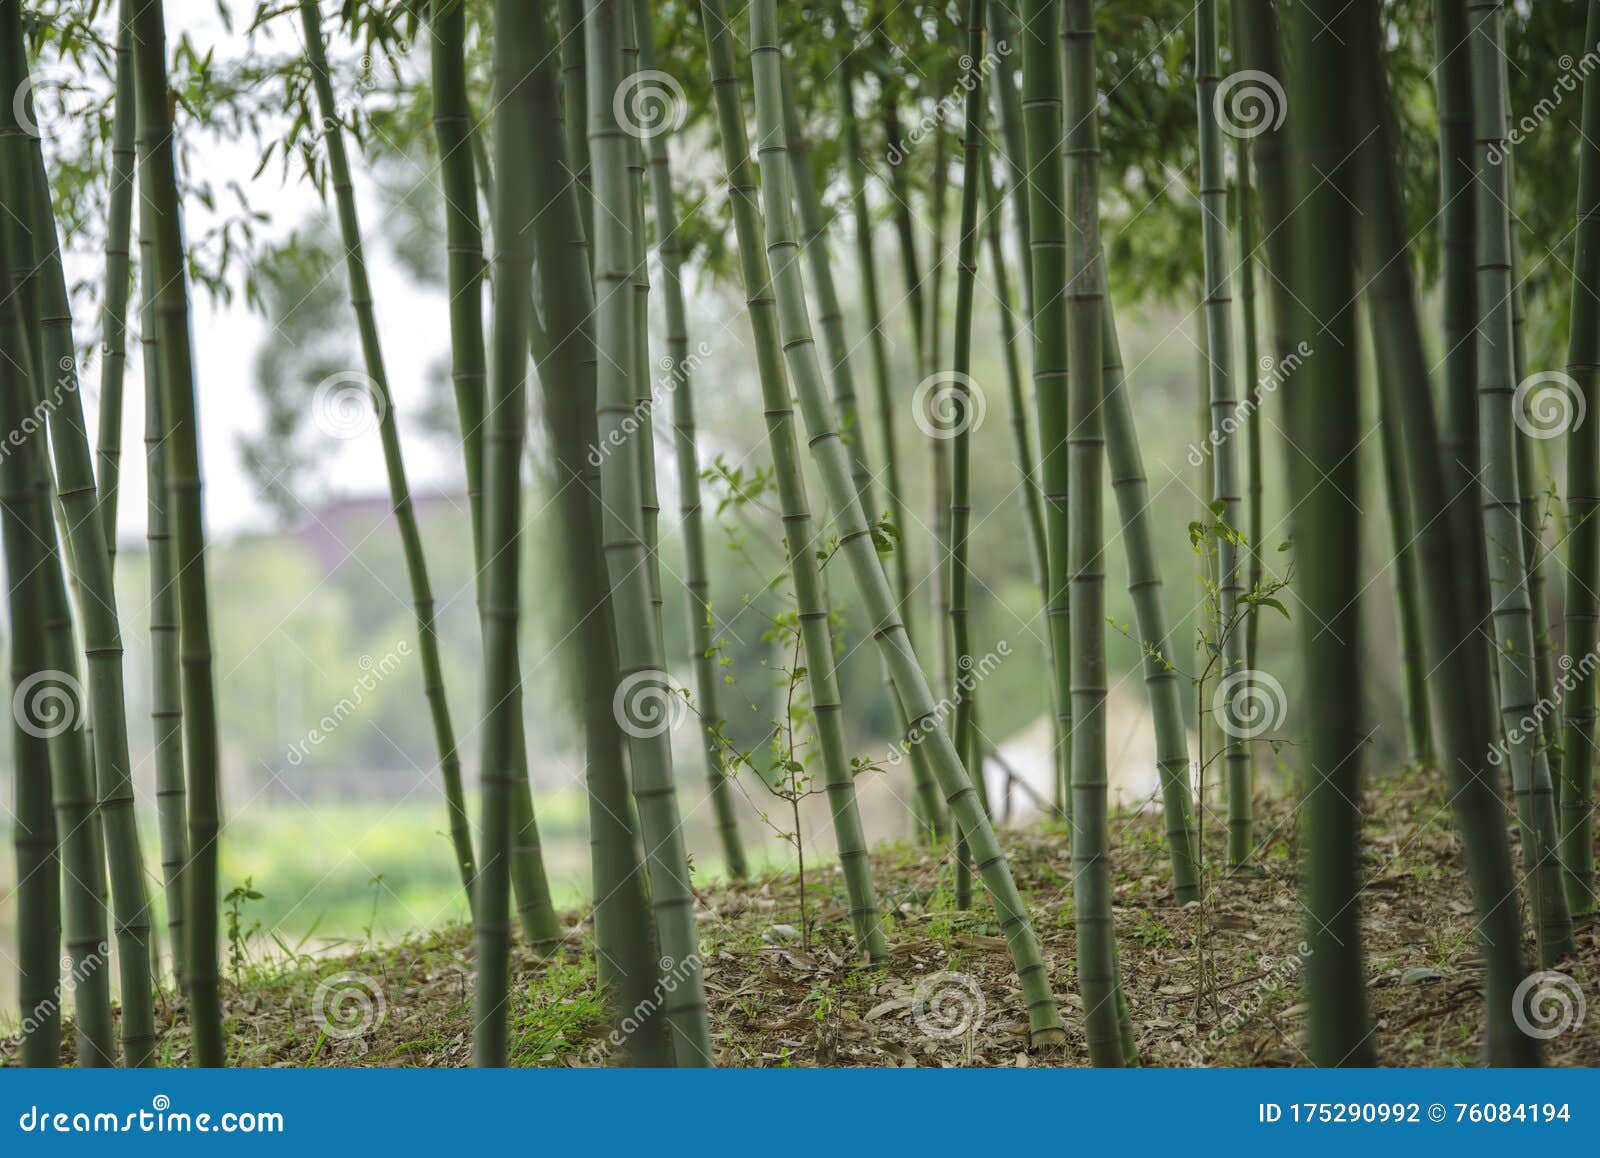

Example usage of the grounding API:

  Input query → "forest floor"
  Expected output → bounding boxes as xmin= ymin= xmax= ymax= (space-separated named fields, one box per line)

xmin=10 ymin=771 xmax=1600 ymax=1067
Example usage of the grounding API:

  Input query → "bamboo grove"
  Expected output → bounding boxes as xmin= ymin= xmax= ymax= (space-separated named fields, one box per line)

xmin=1 ymin=0 xmax=1598 ymax=1068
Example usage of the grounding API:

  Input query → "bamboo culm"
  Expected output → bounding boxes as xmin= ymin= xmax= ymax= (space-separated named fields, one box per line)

xmin=1561 ymin=0 xmax=1600 ymax=918
xmin=1466 ymin=0 xmax=1575 ymax=966
xmin=2 ymin=10 xmax=155 ymax=1065
xmin=588 ymin=0 xmax=715 ymax=1066
xmin=719 ymin=0 xmax=1065 ymax=1044
xmin=632 ymin=0 xmax=748 ymax=880
xmin=95 ymin=0 xmax=136 ymax=566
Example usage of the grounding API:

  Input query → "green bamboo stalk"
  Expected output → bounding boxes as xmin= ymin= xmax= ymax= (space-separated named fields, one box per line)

xmin=139 ymin=185 xmax=187 ymax=992
xmin=557 ymin=0 xmax=594 ymax=261
xmin=1063 ymin=0 xmax=1124 ymax=1066
xmin=1347 ymin=0 xmax=1534 ymax=1064
xmin=2 ymin=213 xmax=116 ymax=1064
xmin=1020 ymin=0 xmax=1074 ymax=824
xmin=0 ymin=226 xmax=60 ymax=1068
xmin=130 ymin=0 xmax=225 ymax=1065
xmin=473 ymin=0 xmax=540 ymax=1066
xmin=1561 ymin=0 xmax=1600 ymax=919
xmin=1373 ymin=372 xmax=1433 ymax=771
xmin=1283 ymin=0 xmax=1377 ymax=1068
xmin=631 ymin=0 xmax=748 ymax=880
xmin=1195 ymin=0 xmax=1250 ymax=869
xmin=523 ymin=0 xmax=667 ymax=1062
xmin=949 ymin=0 xmax=987 ymax=917
xmin=589 ymin=0 xmax=714 ymax=1066
xmin=987 ymin=0 xmax=1031 ymax=312
xmin=721 ymin=0 xmax=1065 ymax=1044
xmin=696 ymin=1 xmax=886 ymax=960
xmin=837 ymin=49 xmax=944 ymax=840
xmin=1467 ymin=0 xmax=1575 ymax=966
xmin=299 ymin=0 xmax=507 ymax=931
xmin=3 ymin=9 xmax=155 ymax=1065
xmin=780 ymin=66 xmax=877 ymax=517
xmin=1100 ymin=274 xmax=1201 ymax=903
xmin=94 ymin=0 xmax=136 ymax=568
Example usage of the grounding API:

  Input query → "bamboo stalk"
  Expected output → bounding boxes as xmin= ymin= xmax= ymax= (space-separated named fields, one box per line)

xmin=525 ymin=0 xmax=668 ymax=1062
xmin=3 ymin=10 xmax=155 ymax=1065
xmin=1561 ymin=0 xmax=1600 ymax=919
xmin=1467 ymin=0 xmax=1575 ymax=966
xmin=631 ymin=0 xmax=748 ymax=880
xmin=94 ymin=0 xmax=136 ymax=567
xmin=589 ymin=0 xmax=714 ymax=1065
xmin=836 ymin=48 xmax=945 ymax=840
xmin=129 ymin=0 xmax=226 ymax=1065
xmin=719 ymin=0 xmax=1065 ymax=1044
xmin=1020 ymin=0 xmax=1073 ymax=822
xmin=1346 ymin=0 xmax=1534 ymax=1064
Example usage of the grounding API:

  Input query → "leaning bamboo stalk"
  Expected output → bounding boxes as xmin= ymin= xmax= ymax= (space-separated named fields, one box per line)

xmin=94 ymin=0 xmax=137 ymax=567
xmin=1561 ymin=0 xmax=1600 ymax=918
xmin=589 ymin=0 xmax=714 ymax=1066
xmin=1346 ymin=0 xmax=1535 ymax=1063
xmin=299 ymin=0 xmax=514 ymax=932
xmin=129 ymin=0 xmax=226 ymax=1065
xmin=720 ymin=0 xmax=1065 ymax=1044
xmin=631 ymin=0 xmax=748 ymax=879
xmin=2 ymin=11 xmax=155 ymax=1065
xmin=1195 ymin=0 xmax=1249 ymax=869
xmin=695 ymin=0 xmax=886 ymax=961
xmin=837 ymin=50 xmax=944 ymax=839
xmin=1 ymin=220 xmax=115 ymax=1064
xmin=1466 ymin=0 xmax=1575 ymax=965
xmin=524 ymin=0 xmax=669 ymax=1062
xmin=1063 ymin=0 xmax=1124 ymax=1066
